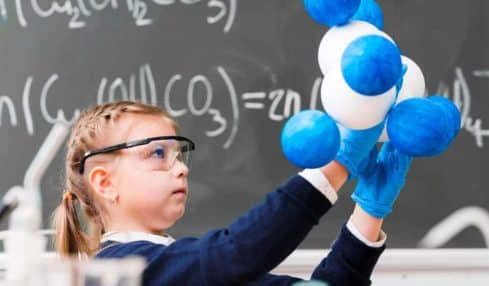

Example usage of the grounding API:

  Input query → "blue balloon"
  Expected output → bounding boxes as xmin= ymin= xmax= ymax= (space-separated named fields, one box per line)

xmin=342 ymin=35 xmax=402 ymax=95
xmin=304 ymin=0 xmax=360 ymax=27
xmin=281 ymin=110 xmax=340 ymax=168
xmin=351 ymin=0 xmax=384 ymax=29
xmin=428 ymin=95 xmax=461 ymax=140
xmin=387 ymin=98 xmax=454 ymax=157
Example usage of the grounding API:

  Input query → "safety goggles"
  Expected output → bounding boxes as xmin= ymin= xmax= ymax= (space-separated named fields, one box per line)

xmin=79 ymin=136 xmax=195 ymax=174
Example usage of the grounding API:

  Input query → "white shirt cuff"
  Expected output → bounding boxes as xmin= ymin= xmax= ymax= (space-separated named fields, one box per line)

xmin=298 ymin=168 xmax=338 ymax=204
xmin=346 ymin=216 xmax=387 ymax=248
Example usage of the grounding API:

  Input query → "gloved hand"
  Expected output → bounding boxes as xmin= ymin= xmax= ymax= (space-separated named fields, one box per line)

xmin=335 ymin=122 xmax=384 ymax=179
xmin=351 ymin=142 xmax=412 ymax=219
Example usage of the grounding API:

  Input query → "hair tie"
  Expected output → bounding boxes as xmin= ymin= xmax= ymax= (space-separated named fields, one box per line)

xmin=63 ymin=191 xmax=77 ymax=203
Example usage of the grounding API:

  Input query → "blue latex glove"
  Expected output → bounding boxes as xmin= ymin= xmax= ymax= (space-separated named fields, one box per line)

xmin=351 ymin=142 xmax=412 ymax=219
xmin=335 ymin=122 xmax=384 ymax=179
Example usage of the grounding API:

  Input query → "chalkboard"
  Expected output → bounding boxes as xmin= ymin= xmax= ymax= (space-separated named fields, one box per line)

xmin=0 ymin=0 xmax=487 ymax=248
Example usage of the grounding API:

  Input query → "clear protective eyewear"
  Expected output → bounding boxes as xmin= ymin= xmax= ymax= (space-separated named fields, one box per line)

xmin=79 ymin=136 xmax=195 ymax=174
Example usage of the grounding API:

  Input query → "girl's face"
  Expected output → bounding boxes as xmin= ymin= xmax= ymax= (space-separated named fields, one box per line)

xmin=109 ymin=114 xmax=189 ymax=233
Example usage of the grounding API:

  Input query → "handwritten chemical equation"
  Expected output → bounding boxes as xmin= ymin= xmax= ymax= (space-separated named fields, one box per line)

xmin=0 ymin=63 xmax=321 ymax=149
xmin=0 ymin=0 xmax=236 ymax=33
xmin=438 ymin=68 xmax=489 ymax=148
xmin=0 ymin=64 xmax=487 ymax=149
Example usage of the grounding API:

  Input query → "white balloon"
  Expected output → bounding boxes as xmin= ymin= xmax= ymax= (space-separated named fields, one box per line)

xmin=378 ymin=55 xmax=426 ymax=141
xmin=321 ymin=66 xmax=397 ymax=130
xmin=397 ymin=55 xmax=426 ymax=101
xmin=317 ymin=20 xmax=393 ymax=76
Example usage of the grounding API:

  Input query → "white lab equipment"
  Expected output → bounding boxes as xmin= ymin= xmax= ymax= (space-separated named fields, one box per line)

xmin=0 ymin=122 xmax=146 ymax=285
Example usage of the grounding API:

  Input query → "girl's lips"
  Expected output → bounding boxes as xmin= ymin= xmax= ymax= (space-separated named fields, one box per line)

xmin=172 ymin=188 xmax=187 ymax=195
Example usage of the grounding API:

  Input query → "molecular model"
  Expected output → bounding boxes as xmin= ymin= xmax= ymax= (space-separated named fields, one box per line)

xmin=281 ymin=0 xmax=461 ymax=168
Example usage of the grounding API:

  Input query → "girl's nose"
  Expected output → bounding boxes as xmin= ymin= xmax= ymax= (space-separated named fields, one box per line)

xmin=172 ymin=159 xmax=189 ymax=178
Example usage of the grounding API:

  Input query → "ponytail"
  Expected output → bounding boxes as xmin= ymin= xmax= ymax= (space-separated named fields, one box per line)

xmin=52 ymin=191 xmax=90 ymax=256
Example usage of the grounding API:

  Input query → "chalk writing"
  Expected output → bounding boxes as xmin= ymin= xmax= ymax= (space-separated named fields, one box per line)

xmin=5 ymin=0 xmax=236 ymax=32
xmin=437 ymin=67 xmax=489 ymax=148
xmin=1 ymin=64 xmax=488 ymax=150
xmin=0 ymin=96 xmax=17 ymax=128
xmin=419 ymin=206 xmax=489 ymax=248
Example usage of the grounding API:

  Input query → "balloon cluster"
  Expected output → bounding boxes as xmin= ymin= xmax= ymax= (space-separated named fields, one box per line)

xmin=281 ymin=0 xmax=461 ymax=168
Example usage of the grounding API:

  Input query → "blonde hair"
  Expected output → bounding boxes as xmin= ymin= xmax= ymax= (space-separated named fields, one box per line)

xmin=52 ymin=101 xmax=178 ymax=257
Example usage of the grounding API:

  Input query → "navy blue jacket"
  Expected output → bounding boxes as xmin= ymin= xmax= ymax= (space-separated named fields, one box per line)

xmin=96 ymin=175 xmax=384 ymax=285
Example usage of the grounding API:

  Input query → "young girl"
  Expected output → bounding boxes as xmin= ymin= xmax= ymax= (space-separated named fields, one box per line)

xmin=53 ymin=101 xmax=411 ymax=286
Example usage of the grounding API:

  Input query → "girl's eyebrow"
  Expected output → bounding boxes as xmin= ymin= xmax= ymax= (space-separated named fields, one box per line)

xmin=139 ymin=140 xmax=172 ymax=152
xmin=124 ymin=141 xmax=157 ymax=154
xmin=139 ymin=141 xmax=160 ymax=150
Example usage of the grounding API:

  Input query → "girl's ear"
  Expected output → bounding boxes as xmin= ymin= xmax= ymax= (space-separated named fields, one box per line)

xmin=88 ymin=166 xmax=118 ymax=204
